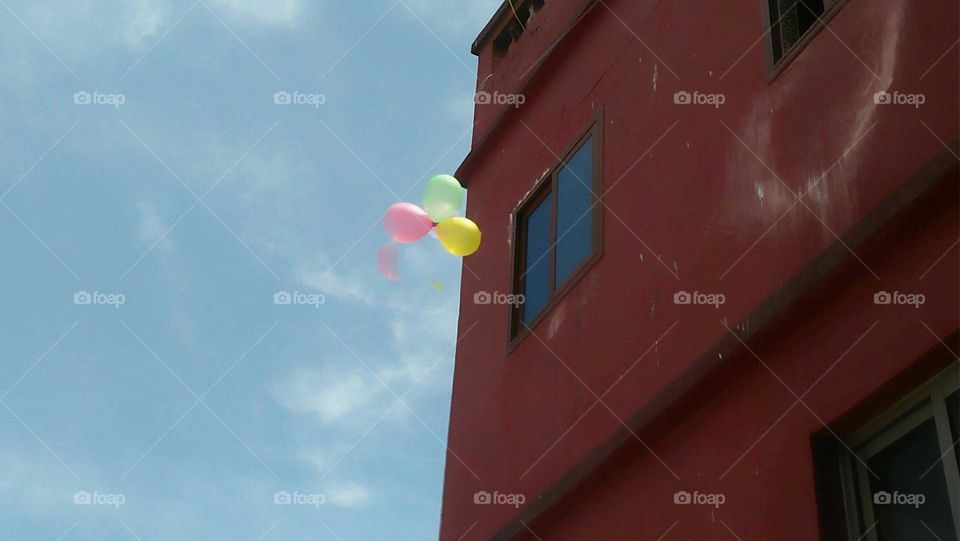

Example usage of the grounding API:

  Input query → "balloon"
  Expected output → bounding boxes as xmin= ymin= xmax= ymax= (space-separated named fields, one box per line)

xmin=383 ymin=203 xmax=433 ymax=243
xmin=427 ymin=211 xmax=457 ymax=240
xmin=436 ymin=217 xmax=481 ymax=256
xmin=377 ymin=243 xmax=399 ymax=281
xmin=423 ymin=175 xmax=464 ymax=223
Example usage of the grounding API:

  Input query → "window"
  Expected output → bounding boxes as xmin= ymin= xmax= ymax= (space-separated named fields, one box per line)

xmin=492 ymin=0 xmax=546 ymax=66
xmin=764 ymin=0 xmax=846 ymax=74
xmin=511 ymin=120 xmax=602 ymax=340
xmin=823 ymin=366 xmax=960 ymax=540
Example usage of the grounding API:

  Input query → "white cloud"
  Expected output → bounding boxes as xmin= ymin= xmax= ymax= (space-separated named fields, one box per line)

xmin=377 ymin=300 xmax=458 ymax=387
xmin=299 ymin=265 xmax=376 ymax=306
xmin=272 ymin=367 xmax=383 ymax=424
xmin=326 ymin=481 xmax=372 ymax=508
xmin=0 ymin=0 xmax=306 ymax=74
xmin=0 ymin=450 xmax=71 ymax=516
xmin=297 ymin=444 xmax=349 ymax=473
xmin=272 ymin=280 xmax=460 ymax=477
xmin=136 ymin=201 xmax=174 ymax=251
xmin=121 ymin=0 xmax=170 ymax=48
xmin=9 ymin=0 xmax=168 ymax=55
xmin=207 ymin=0 xmax=305 ymax=27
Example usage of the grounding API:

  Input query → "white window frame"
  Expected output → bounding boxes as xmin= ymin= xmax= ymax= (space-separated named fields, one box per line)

xmin=839 ymin=366 xmax=960 ymax=540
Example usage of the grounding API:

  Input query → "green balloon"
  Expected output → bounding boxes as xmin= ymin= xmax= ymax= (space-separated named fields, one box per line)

xmin=423 ymin=174 xmax=464 ymax=223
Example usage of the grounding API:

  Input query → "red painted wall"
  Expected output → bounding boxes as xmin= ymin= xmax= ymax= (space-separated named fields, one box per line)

xmin=440 ymin=0 xmax=959 ymax=539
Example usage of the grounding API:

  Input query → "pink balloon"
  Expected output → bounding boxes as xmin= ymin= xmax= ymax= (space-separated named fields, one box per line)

xmin=377 ymin=243 xmax=399 ymax=281
xmin=383 ymin=203 xmax=434 ymax=243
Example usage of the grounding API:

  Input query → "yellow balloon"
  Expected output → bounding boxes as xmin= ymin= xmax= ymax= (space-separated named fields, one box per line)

xmin=436 ymin=217 xmax=482 ymax=256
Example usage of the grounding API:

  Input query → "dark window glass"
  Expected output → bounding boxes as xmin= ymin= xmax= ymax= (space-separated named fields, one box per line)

xmin=521 ymin=193 xmax=553 ymax=324
xmin=948 ymin=391 xmax=959 ymax=471
xmin=556 ymin=139 xmax=595 ymax=285
xmin=491 ymin=0 xmax=546 ymax=67
xmin=867 ymin=419 xmax=957 ymax=540
xmin=512 ymin=130 xmax=600 ymax=338
xmin=769 ymin=0 xmax=825 ymax=63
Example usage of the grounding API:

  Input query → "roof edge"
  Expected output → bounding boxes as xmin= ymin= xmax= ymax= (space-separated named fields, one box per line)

xmin=471 ymin=1 xmax=515 ymax=55
xmin=459 ymin=0 xmax=601 ymax=186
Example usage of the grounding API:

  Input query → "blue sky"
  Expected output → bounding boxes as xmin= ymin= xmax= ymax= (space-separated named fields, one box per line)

xmin=0 ymin=1 xmax=498 ymax=539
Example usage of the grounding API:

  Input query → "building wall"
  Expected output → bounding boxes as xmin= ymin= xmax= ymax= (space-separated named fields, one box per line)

xmin=511 ymin=171 xmax=958 ymax=540
xmin=441 ymin=0 xmax=959 ymax=539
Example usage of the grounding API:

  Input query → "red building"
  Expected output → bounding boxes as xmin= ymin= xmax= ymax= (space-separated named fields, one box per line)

xmin=439 ymin=1 xmax=959 ymax=539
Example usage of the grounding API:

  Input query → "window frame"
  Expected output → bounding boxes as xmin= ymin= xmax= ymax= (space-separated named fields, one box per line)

xmin=491 ymin=0 xmax=547 ymax=69
xmin=760 ymin=0 xmax=850 ymax=82
xmin=836 ymin=365 xmax=960 ymax=540
xmin=507 ymin=111 xmax=604 ymax=349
